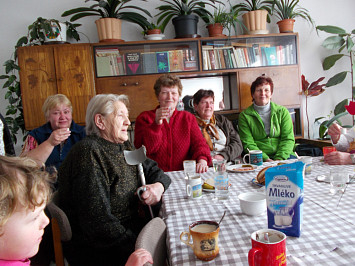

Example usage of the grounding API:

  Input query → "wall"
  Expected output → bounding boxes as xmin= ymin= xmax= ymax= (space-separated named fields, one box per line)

xmin=0 ymin=0 xmax=354 ymax=153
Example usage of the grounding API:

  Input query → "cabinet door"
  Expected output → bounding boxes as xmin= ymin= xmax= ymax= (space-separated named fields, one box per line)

xmin=17 ymin=46 xmax=57 ymax=130
xmin=54 ymin=44 xmax=95 ymax=126
xmin=96 ymin=75 xmax=159 ymax=121
xmin=238 ymin=67 xmax=301 ymax=110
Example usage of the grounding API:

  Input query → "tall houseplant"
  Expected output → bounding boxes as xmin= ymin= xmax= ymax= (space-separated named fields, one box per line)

xmin=156 ymin=0 xmax=223 ymax=38
xmin=313 ymin=25 xmax=355 ymax=139
xmin=268 ymin=0 xmax=314 ymax=33
xmin=316 ymin=25 xmax=355 ymax=99
xmin=0 ymin=18 xmax=81 ymax=144
xmin=232 ymin=0 xmax=272 ymax=34
xmin=62 ymin=0 xmax=152 ymax=42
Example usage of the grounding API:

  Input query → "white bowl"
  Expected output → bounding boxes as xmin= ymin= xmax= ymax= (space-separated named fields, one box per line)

xmin=238 ymin=192 xmax=266 ymax=216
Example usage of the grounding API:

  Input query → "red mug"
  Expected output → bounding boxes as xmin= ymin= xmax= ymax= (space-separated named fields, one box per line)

xmin=323 ymin=146 xmax=336 ymax=156
xmin=248 ymin=229 xmax=286 ymax=266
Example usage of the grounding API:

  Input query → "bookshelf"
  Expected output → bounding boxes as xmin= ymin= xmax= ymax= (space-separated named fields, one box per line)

xmin=93 ymin=41 xmax=199 ymax=77
xmin=201 ymin=35 xmax=297 ymax=70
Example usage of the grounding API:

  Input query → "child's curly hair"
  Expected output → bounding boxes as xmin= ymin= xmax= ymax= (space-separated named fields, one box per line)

xmin=0 ymin=156 xmax=55 ymax=232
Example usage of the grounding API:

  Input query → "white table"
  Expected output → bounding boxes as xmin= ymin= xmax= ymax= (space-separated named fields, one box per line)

xmin=161 ymin=158 xmax=355 ymax=265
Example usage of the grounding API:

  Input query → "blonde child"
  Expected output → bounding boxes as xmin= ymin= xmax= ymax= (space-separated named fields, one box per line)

xmin=0 ymin=156 xmax=153 ymax=266
xmin=0 ymin=156 xmax=53 ymax=265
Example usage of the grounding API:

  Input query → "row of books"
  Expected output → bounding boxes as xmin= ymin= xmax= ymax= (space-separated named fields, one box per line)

xmin=202 ymin=43 xmax=296 ymax=70
xmin=95 ymin=48 xmax=198 ymax=77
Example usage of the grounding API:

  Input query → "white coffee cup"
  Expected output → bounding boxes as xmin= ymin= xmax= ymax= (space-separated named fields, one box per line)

xmin=186 ymin=175 xmax=202 ymax=199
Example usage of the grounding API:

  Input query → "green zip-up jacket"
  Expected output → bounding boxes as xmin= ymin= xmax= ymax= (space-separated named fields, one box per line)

xmin=238 ymin=102 xmax=295 ymax=161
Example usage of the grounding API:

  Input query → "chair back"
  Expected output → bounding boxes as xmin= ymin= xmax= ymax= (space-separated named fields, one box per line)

xmin=47 ymin=191 xmax=72 ymax=266
xmin=135 ymin=217 xmax=167 ymax=266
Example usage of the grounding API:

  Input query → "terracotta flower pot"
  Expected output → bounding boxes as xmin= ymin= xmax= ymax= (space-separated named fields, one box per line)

xmin=242 ymin=10 xmax=268 ymax=35
xmin=147 ymin=29 xmax=162 ymax=35
xmin=207 ymin=23 xmax=225 ymax=37
xmin=277 ymin=19 xmax=295 ymax=33
xmin=95 ymin=18 xmax=124 ymax=42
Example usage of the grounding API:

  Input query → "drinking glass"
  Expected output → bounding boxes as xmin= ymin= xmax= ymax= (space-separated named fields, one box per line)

xmin=183 ymin=160 xmax=196 ymax=179
xmin=213 ymin=159 xmax=229 ymax=200
xmin=329 ymin=169 xmax=349 ymax=195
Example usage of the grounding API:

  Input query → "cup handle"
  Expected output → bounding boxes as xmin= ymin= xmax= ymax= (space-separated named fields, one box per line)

xmin=186 ymin=184 xmax=192 ymax=197
xmin=248 ymin=247 xmax=262 ymax=266
xmin=243 ymin=154 xmax=250 ymax=164
xmin=180 ymin=231 xmax=193 ymax=248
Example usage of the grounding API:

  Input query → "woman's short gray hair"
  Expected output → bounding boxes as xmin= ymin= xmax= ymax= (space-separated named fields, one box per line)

xmin=85 ymin=94 xmax=129 ymax=136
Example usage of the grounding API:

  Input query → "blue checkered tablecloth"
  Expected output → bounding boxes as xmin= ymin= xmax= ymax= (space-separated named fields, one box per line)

xmin=160 ymin=158 xmax=355 ymax=265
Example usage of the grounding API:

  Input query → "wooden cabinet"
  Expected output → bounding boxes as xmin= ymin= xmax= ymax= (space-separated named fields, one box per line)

xmin=17 ymin=43 xmax=95 ymax=130
xmin=95 ymin=74 xmax=159 ymax=121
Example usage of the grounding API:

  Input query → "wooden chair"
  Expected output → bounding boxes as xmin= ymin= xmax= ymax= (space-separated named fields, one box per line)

xmin=135 ymin=217 xmax=168 ymax=266
xmin=47 ymin=192 xmax=72 ymax=266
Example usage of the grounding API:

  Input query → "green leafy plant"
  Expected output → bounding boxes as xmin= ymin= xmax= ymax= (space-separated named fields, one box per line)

xmin=0 ymin=17 xmax=81 ymax=144
xmin=312 ymin=25 xmax=355 ymax=139
xmin=204 ymin=6 xmax=229 ymax=27
xmin=267 ymin=0 xmax=314 ymax=26
xmin=202 ymin=3 xmax=244 ymax=36
xmin=232 ymin=0 xmax=272 ymax=22
xmin=314 ymin=99 xmax=350 ymax=139
xmin=0 ymin=60 xmax=23 ymax=144
xmin=156 ymin=0 xmax=223 ymax=33
xmin=316 ymin=25 xmax=355 ymax=99
xmin=61 ymin=0 xmax=152 ymax=30
xmin=140 ymin=20 xmax=164 ymax=35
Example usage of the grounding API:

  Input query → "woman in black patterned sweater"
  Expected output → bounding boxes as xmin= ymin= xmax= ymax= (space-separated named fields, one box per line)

xmin=58 ymin=94 xmax=171 ymax=266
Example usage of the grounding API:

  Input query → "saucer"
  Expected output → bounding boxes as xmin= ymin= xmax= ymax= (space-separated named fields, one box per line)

xmin=144 ymin=34 xmax=165 ymax=40
xmin=203 ymin=188 xmax=214 ymax=193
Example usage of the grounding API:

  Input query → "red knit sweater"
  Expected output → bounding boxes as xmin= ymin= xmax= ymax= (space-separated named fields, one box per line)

xmin=134 ymin=108 xmax=212 ymax=172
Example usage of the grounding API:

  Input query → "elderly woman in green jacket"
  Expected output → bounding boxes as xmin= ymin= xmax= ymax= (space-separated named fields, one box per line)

xmin=238 ymin=76 xmax=295 ymax=162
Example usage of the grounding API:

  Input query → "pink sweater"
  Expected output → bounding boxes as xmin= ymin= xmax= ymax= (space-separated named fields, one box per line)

xmin=134 ymin=108 xmax=211 ymax=172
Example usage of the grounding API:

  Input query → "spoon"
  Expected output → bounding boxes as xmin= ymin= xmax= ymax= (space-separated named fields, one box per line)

xmin=218 ymin=210 xmax=226 ymax=225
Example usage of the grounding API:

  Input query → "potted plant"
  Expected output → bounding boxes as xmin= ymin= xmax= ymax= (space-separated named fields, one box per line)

xmin=268 ymin=0 xmax=314 ymax=33
xmin=15 ymin=17 xmax=81 ymax=46
xmin=62 ymin=0 xmax=152 ymax=42
xmin=232 ymin=0 xmax=272 ymax=35
xmin=204 ymin=6 xmax=229 ymax=37
xmin=137 ymin=17 xmax=165 ymax=39
xmin=156 ymin=0 xmax=223 ymax=38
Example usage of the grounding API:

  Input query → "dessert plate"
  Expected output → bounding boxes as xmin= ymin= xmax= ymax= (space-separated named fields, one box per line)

xmin=227 ymin=164 xmax=257 ymax=173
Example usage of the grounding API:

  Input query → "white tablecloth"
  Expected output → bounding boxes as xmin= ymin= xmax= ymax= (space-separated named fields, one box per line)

xmin=161 ymin=158 xmax=355 ymax=265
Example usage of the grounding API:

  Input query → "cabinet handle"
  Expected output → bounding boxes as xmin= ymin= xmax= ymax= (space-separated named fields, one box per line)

xmin=122 ymin=83 xmax=127 ymax=86
xmin=135 ymin=82 xmax=139 ymax=86
xmin=58 ymin=77 xmax=63 ymax=81
xmin=48 ymin=78 xmax=55 ymax=82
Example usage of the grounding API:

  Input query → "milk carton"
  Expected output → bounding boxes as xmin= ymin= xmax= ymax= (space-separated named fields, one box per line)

xmin=265 ymin=161 xmax=304 ymax=237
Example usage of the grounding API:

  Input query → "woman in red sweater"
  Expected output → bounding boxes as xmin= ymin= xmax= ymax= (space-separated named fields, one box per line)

xmin=134 ymin=74 xmax=211 ymax=172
